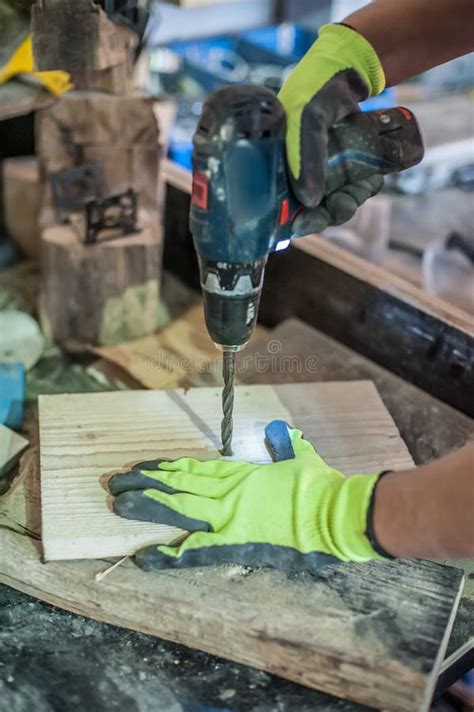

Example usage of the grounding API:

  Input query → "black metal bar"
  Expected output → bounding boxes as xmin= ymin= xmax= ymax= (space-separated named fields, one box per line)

xmin=260 ymin=245 xmax=474 ymax=416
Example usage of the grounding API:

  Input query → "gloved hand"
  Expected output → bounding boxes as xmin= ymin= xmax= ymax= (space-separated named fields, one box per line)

xmin=278 ymin=23 xmax=386 ymax=235
xmin=109 ymin=420 xmax=389 ymax=571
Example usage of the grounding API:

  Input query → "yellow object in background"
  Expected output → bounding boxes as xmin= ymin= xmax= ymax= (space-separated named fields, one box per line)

xmin=0 ymin=35 xmax=72 ymax=95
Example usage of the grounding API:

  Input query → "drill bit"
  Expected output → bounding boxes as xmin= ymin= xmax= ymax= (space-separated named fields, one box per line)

xmin=220 ymin=350 xmax=235 ymax=456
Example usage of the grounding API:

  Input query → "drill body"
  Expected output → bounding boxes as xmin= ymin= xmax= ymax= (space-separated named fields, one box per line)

xmin=190 ymin=85 xmax=423 ymax=351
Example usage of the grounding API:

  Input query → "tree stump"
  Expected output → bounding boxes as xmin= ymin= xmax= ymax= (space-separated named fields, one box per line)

xmin=3 ymin=157 xmax=41 ymax=260
xmin=35 ymin=91 xmax=166 ymax=347
xmin=40 ymin=209 xmax=164 ymax=347
xmin=35 ymin=92 xmax=161 ymax=224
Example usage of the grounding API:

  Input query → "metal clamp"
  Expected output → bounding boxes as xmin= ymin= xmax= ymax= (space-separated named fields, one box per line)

xmin=51 ymin=162 xmax=103 ymax=221
xmin=84 ymin=188 xmax=139 ymax=245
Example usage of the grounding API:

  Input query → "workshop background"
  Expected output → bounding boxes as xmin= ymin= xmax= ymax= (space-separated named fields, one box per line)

xmin=0 ymin=1 xmax=473 ymax=711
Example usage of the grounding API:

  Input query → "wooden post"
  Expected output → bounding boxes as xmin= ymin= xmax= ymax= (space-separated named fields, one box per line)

xmin=40 ymin=210 xmax=163 ymax=346
xmin=3 ymin=157 xmax=41 ymax=259
xmin=31 ymin=0 xmax=137 ymax=93
xmin=36 ymin=93 xmax=165 ymax=346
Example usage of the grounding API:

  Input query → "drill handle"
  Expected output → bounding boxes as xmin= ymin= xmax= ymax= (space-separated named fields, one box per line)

xmin=324 ymin=107 xmax=424 ymax=197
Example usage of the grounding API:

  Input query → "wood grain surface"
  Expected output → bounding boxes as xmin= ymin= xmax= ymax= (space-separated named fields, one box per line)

xmin=0 ymin=310 xmax=469 ymax=708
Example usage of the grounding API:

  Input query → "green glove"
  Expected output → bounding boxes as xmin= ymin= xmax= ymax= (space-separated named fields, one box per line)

xmin=278 ymin=23 xmax=386 ymax=235
xmin=109 ymin=420 xmax=388 ymax=571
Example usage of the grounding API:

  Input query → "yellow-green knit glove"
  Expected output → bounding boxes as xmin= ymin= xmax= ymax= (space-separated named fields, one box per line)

xmin=109 ymin=420 xmax=387 ymax=571
xmin=278 ymin=23 xmax=386 ymax=234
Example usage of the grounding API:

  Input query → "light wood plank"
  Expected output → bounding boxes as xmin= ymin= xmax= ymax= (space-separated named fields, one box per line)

xmin=39 ymin=382 xmax=413 ymax=562
xmin=39 ymin=384 xmax=290 ymax=560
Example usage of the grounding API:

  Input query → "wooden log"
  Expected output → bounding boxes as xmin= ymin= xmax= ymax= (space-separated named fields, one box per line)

xmin=39 ymin=209 xmax=163 ymax=346
xmin=3 ymin=157 xmax=41 ymax=260
xmin=36 ymin=92 xmax=161 ymax=224
xmin=35 ymin=92 xmax=165 ymax=347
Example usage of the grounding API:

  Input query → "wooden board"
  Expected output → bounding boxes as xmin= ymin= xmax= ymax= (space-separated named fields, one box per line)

xmin=0 ymin=443 xmax=463 ymax=712
xmin=39 ymin=381 xmax=414 ymax=562
xmin=32 ymin=0 xmax=137 ymax=93
xmin=3 ymin=157 xmax=41 ymax=260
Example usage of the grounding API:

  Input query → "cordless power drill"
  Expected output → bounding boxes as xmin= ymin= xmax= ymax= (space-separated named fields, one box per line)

xmin=190 ymin=85 xmax=424 ymax=455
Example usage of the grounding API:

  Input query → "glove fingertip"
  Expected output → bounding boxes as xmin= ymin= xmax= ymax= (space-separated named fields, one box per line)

xmin=265 ymin=420 xmax=296 ymax=462
xmin=368 ymin=173 xmax=384 ymax=193
xmin=113 ymin=491 xmax=144 ymax=520
xmin=290 ymin=174 xmax=324 ymax=210
xmin=264 ymin=419 xmax=291 ymax=438
xmin=133 ymin=458 xmax=170 ymax=471
xmin=108 ymin=470 xmax=176 ymax=496
xmin=292 ymin=206 xmax=330 ymax=237
xmin=157 ymin=457 xmax=194 ymax=473
xmin=135 ymin=544 xmax=177 ymax=571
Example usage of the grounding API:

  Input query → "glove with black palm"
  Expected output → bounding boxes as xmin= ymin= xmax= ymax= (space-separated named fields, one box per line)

xmin=278 ymin=23 xmax=386 ymax=235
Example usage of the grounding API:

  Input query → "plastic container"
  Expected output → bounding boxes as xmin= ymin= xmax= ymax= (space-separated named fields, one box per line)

xmin=240 ymin=23 xmax=315 ymax=63
xmin=168 ymin=122 xmax=195 ymax=170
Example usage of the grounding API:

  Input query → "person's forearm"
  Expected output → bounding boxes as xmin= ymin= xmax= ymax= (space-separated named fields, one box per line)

xmin=344 ymin=0 xmax=474 ymax=87
xmin=373 ymin=444 xmax=474 ymax=559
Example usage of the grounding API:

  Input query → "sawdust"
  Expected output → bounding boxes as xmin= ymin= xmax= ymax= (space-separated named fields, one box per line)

xmin=221 ymin=564 xmax=253 ymax=578
xmin=100 ymin=279 xmax=161 ymax=346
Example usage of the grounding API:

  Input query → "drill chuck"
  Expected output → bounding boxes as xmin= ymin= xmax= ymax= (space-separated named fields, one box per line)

xmin=202 ymin=291 xmax=259 ymax=350
xmin=199 ymin=257 xmax=266 ymax=350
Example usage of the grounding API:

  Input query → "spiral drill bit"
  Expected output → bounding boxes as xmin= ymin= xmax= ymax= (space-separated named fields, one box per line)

xmin=220 ymin=351 xmax=236 ymax=456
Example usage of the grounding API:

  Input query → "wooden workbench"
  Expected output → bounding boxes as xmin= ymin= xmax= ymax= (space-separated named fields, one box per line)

xmin=241 ymin=318 xmax=474 ymax=698
xmin=2 ymin=135 xmax=473 ymax=708
xmin=1 ymin=315 xmax=472 ymax=711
